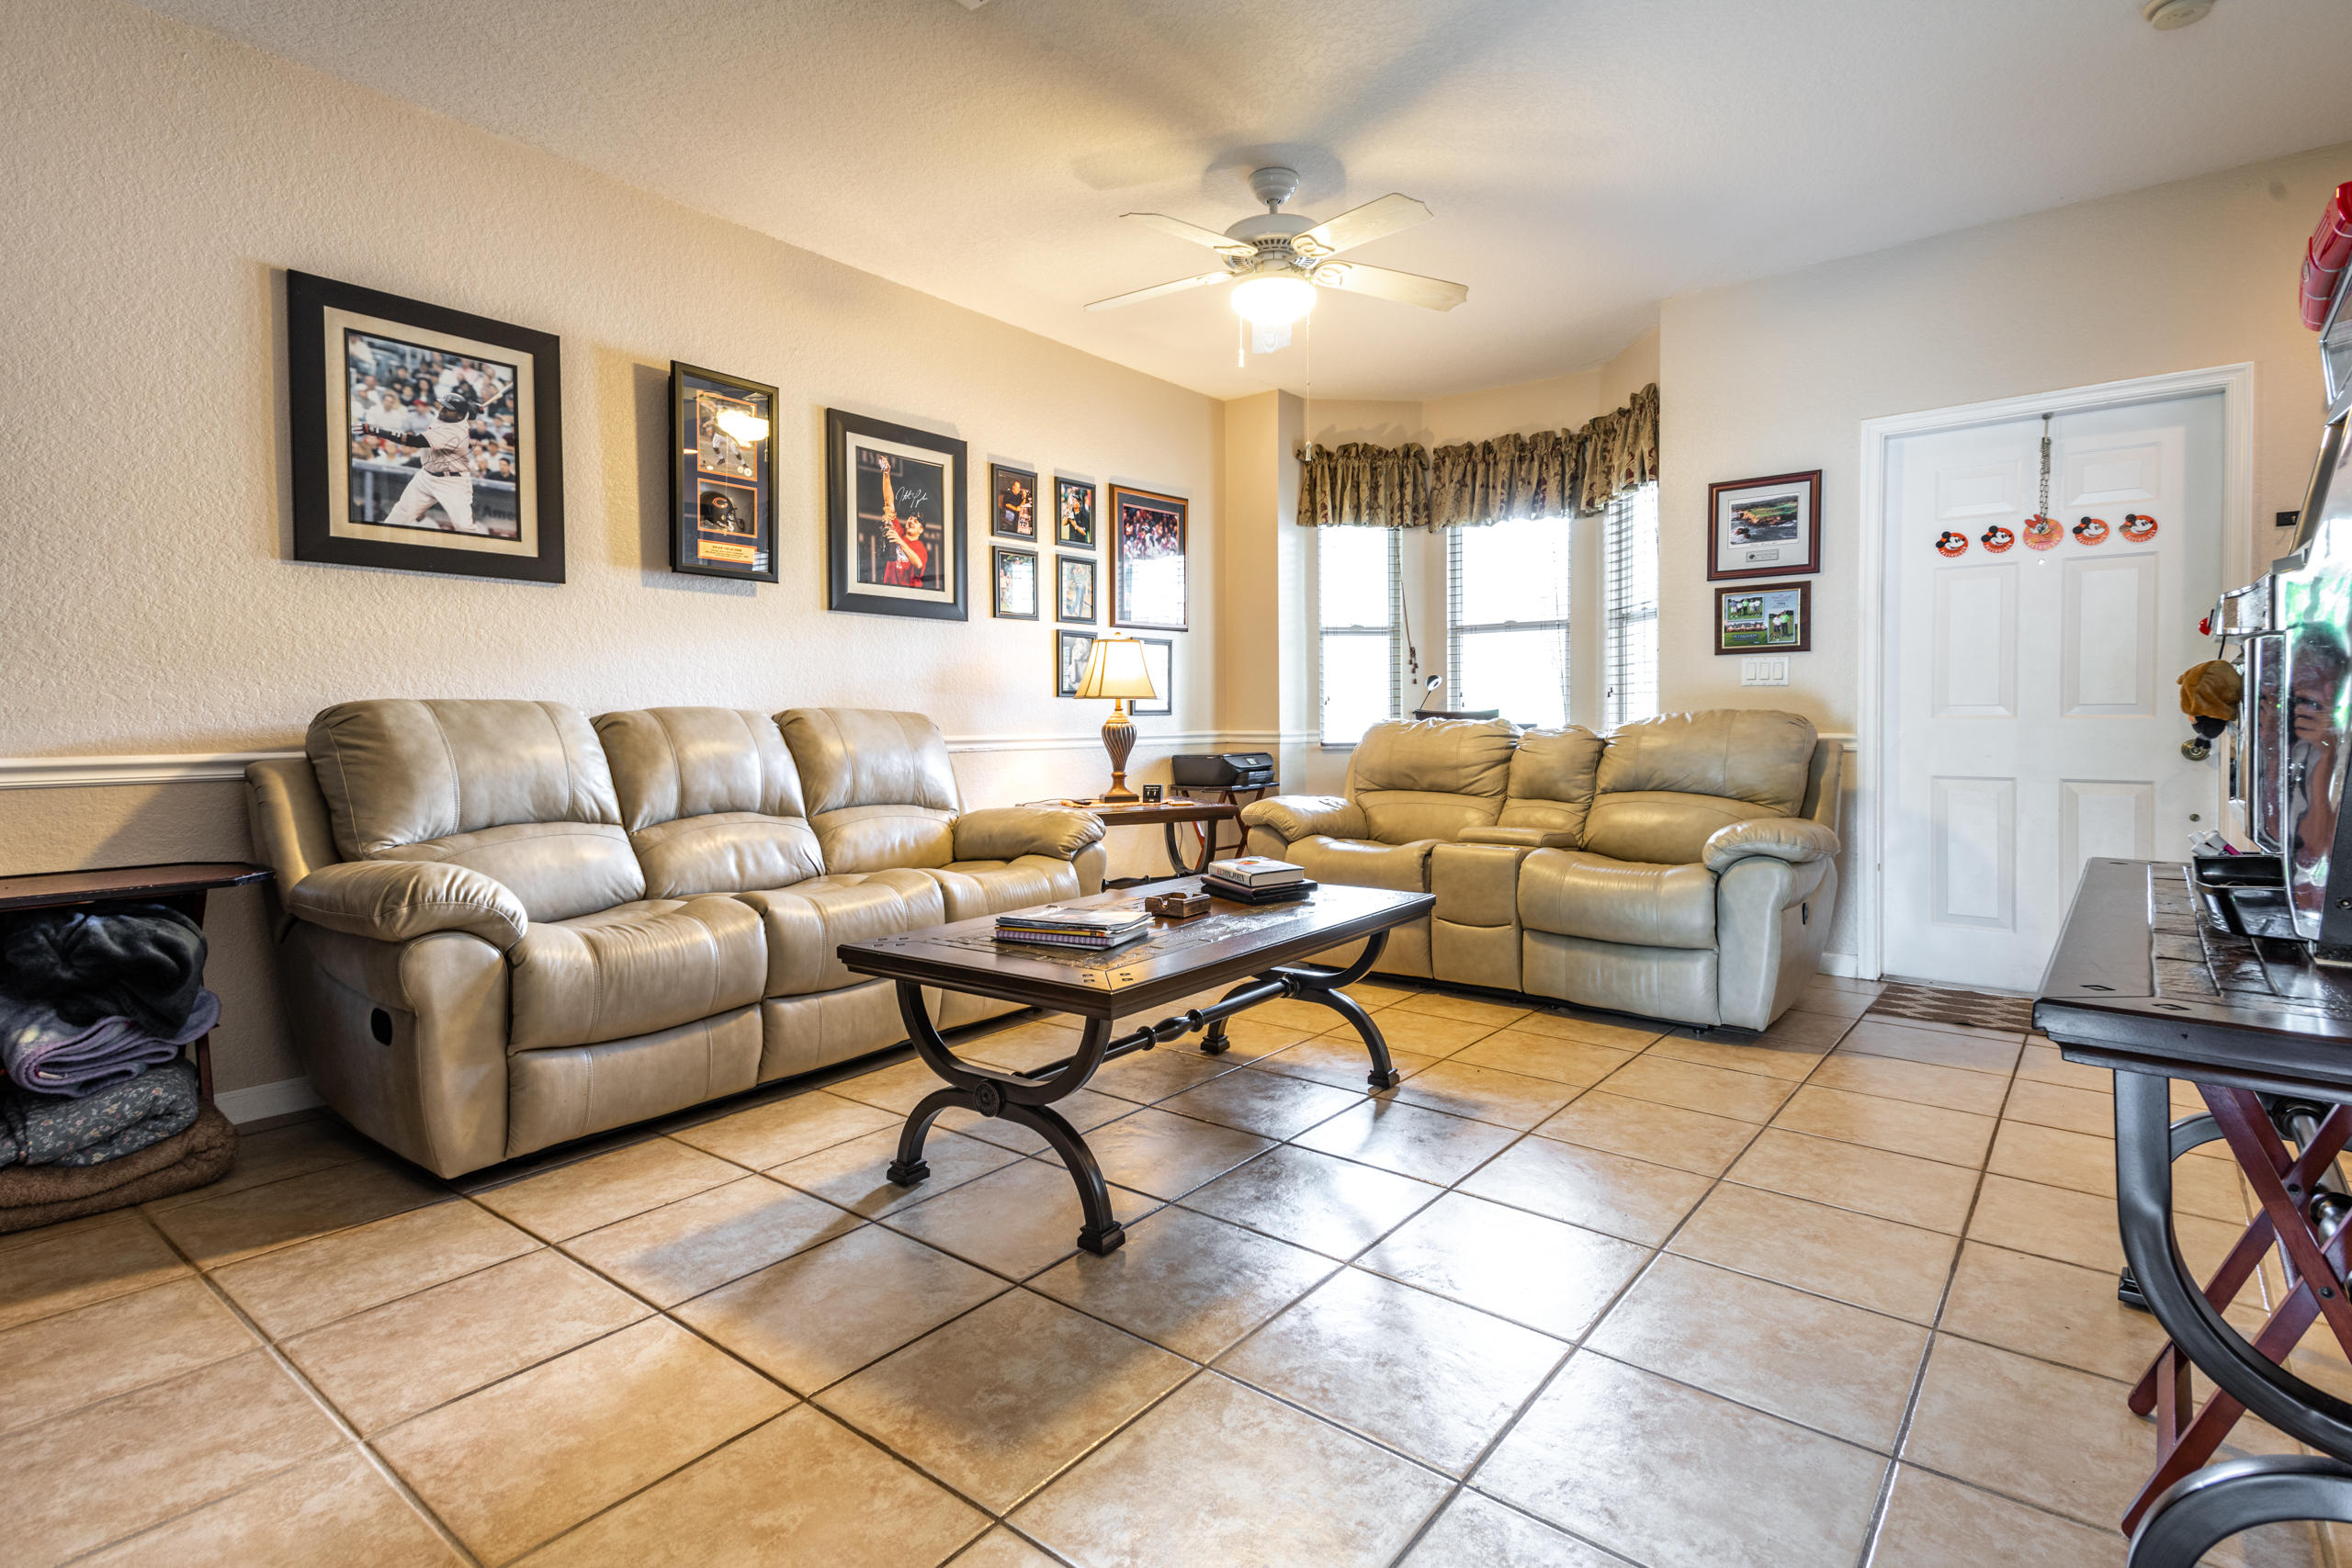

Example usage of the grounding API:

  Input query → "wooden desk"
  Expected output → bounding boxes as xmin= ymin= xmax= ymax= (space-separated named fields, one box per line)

xmin=1061 ymin=799 xmax=1244 ymax=881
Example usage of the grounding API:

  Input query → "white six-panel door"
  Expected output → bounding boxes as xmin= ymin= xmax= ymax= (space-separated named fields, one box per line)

xmin=1882 ymin=393 xmax=2223 ymax=991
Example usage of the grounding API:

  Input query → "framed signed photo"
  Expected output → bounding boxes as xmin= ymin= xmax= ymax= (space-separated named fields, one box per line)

xmin=1056 ymin=630 xmax=1095 ymax=698
xmin=1110 ymin=484 xmax=1188 ymax=631
xmin=1056 ymin=477 xmax=1097 ymax=548
xmin=288 ymin=270 xmax=563 ymax=581
xmin=1057 ymin=553 xmax=1096 ymax=625
xmin=826 ymin=409 xmax=967 ymax=620
xmin=1708 ymin=470 xmax=1821 ymax=581
xmin=670 ymin=363 xmax=776 ymax=582
xmin=1716 ymin=581 xmax=1811 ymax=654
xmin=1134 ymin=637 xmax=1173 ymax=716
xmin=991 ymin=463 xmax=1039 ymax=541
xmin=992 ymin=546 xmax=1038 ymax=619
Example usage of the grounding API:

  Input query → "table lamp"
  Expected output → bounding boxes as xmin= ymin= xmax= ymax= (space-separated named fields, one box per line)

xmin=1074 ymin=634 xmax=1157 ymax=802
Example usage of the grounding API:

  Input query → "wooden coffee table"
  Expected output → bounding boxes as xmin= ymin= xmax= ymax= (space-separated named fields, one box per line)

xmin=836 ymin=877 xmax=1432 ymax=1255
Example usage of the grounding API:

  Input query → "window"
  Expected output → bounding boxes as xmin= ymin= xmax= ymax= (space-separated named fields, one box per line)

xmin=1317 ymin=526 xmax=1400 ymax=744
xmin=1602 ymin=482 xmax=1660 ymax=731
xmin=1447 ymin=515 xmax=1572 ymax=729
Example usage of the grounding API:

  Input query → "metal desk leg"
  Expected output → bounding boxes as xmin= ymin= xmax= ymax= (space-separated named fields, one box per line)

xmin=2129 ymin=1455 xmax=2352 ymax=1568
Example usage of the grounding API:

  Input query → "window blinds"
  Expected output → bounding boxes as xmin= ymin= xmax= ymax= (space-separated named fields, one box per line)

xmin=1317 ymin=527 xmax=1401 ymax=744
xmin=1446 ymin=514 xmax=1571 ymax=730
xmin=1602 ymin=482 xmax=1660 ymax=732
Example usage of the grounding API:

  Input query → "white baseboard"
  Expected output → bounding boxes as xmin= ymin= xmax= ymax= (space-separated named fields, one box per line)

xmin=214 ymin=1076 xmax=322 ymax=1124
xmin=1816 ymin=953 xmax=1871 ymax=979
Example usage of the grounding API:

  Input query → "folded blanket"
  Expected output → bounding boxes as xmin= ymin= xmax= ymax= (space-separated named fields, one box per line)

xmin=0 ymin=988 xmax=218 ymax=1099
xmin=0 ymin=1061 xmax=201 ymax=1168
xmin=0 ymin=903 xmax=208 ymax=1035
xmin=0 ymin=1105 xmax=236 ymax=1234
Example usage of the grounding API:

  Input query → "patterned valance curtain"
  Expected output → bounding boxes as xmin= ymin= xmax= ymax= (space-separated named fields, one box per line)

xmin=1296 ymin=382 xmax=1657 ymax=529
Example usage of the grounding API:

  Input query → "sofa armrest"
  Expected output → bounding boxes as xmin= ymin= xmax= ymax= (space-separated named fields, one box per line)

xmin=1239 ymin=795 xmax=1367 ymax=843
xmin=284 ymin=860 xmax=529 ymax=953
xmin=1459 ymin=825 xmax=1579 ymax=850
xmin=952 ymin=807 xmax=1105 ymax=863
xmin=1702 ymin=817 xmax=1842 ymax=875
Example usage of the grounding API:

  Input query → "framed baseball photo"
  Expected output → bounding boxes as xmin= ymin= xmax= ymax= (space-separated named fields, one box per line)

xmin=1056 ymin=629 xmax=1095 ymax=698
xmin=1056 ymin=553 xmax=1097 ymax=625
xmin=1110 ymin=483 xmax=1188 ymax=631
xmin=992 ymin=546 xmax=1038 ymax=619
xmin=671 ymin=363 xmax=776 ymax=582
xmin=1715 ymin=581 xmax=1811 ymax=654
xmin=991 ymin=463 xmax=1039 ymax=541
xmin=1134 ymin=637 xmax=1173 ymax=716
xmin=1708 ymin=469 xmax=1821 ymax=581
xmin=826 ymin=409 xmax=967 ymax=621
xmin=1056 ymin=477 xmax=1097 ymax=548
xmin=288 ymin=270 xmax=563 ymax=581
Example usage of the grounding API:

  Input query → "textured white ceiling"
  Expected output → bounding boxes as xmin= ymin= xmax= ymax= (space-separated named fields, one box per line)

xmin=140 ymin=0 xmax=2352 ymax=400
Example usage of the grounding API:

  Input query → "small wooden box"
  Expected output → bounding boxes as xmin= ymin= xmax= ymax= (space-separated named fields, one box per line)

xmin=1145 ymin=889 xmax=1212 ymax=919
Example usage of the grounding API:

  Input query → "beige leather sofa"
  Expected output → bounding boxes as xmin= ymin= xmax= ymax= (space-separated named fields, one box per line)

xmin=245 ymin=701 xmax=1104 ymax=1178
xmin=1242 ymin=711 xmax=1843 ymax=1031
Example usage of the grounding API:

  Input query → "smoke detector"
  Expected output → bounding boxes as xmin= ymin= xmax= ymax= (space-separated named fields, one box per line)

xmin=2143 ymin=0 xmax=2214 ymax=29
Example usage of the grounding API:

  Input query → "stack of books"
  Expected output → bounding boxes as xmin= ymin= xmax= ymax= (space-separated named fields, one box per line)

xmin=994 ymin=905 xmax=1153 ymax=952
xmin=1202 ymin=856 xmax=1316 ymax=905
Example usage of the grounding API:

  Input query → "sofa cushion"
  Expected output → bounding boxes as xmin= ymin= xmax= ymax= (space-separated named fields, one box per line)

xmin=929 ymin=857 xmax=1082 ymax=922
xmin=735 ymin=870 xmax=944 ymax=998
xmin=778 ymin=708 xmax=960 ymax=872
xmin=1288 ymin=836 xmax=1439 ymax=894
xmin=1498 ymin=727 xmax=1605 ymax=840
xmin=1350 ymin=718 xmax=1515 ymax=844
xmin=594 ymin=707 xmax=824 ymax=897
xmin=307 ymin=699 xmax=643 ymax=922
xmin=507 ymin=896 xmax=766 ymax=1050
xmin=1583 ymin=710 xmax=1818 ymax=865
xmin=1518 ymin=849 xmax=1716 ymax=950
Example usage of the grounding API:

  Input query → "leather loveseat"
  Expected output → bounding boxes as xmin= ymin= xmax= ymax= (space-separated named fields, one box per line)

xmin=1241 ymin=710 xmax=1843 ymax=1031
xmin=244 ymin=701 xmax=1103 ymax=1178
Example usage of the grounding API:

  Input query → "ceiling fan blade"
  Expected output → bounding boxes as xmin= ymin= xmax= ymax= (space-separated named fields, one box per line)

xmin=1313 ymin=261 xmax=1468 ymax=312
xmin=1084 ymin=271 xmax=1233 ymax=311
xmin=1296 ymin=193 xmax=1432 ymax=257
xmin=1122 ymin=212 xmax=1254 ymax=256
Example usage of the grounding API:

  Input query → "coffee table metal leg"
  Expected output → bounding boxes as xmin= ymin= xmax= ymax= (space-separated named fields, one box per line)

xmin=996 ymin=1100 xmax=1126 ymax=1255
xmin=1193 ymin=933 xmax=1399 ymax=1088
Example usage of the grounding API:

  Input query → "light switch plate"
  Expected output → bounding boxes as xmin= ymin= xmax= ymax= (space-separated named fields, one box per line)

xmin=1740 ymin=657 xmax=1790 ymax=686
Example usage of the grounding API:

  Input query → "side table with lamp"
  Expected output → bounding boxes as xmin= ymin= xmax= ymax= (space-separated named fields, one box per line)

xmin=1057 ymin=633 xmax=1249 ymax=883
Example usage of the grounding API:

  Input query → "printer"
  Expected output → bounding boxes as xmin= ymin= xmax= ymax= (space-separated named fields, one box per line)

xmin=1170 ymin=751 xmax=1276 ymax=789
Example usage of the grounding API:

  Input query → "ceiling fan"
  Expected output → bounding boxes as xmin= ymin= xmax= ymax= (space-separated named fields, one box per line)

xmin=1086 ymin=166 xmax=1469 ymax=353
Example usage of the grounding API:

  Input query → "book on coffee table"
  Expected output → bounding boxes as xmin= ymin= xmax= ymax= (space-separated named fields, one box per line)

xmin=995 ymin=904 xmax=1154 ymax=950
xmin=1204 ymin=856 xmax=1306 ymax=888
xmin=1201 ymin=876 xmax=1317 ymax=906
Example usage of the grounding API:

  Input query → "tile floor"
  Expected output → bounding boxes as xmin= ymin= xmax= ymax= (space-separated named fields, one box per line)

xmin=2 ymin=974 xmax=2345 ymax=1566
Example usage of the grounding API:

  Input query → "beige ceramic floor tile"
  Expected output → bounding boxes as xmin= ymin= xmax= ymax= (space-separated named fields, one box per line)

xmin=1903 ymin=1335 xmax=2150 ymax=1529
xmin=952 ymin=1528 xmax=1065 ymax=1567
xmin=1254 ymin=1033 xmax=1440 ymax=1091
xmin=1725 ymin=1127 xmax=1979 ymax=1233
xmin=147 ymin=1159 xmax=449 ymax=1268
xmin=1248 ymin=996 xmax=1360 ymax=1032
xmin=1836 ymin=1020 xmax=2022 ymax=1075
xmin=284 ymin=1249 xmax=648 ymax=1433
xmin=1451 ymin=1031 xmax=1635 ymax=1087
xmin=1329 ymin=1010 xmax=1496 ymax=1061
xmin=141 ymin=1115 xmax=376 ymax=1211
xmin=1508 ymin=1010 xmax=1668 ymax=1050
xmin=828 ymin=1055 xmax=967 ymax=1116
xmin=473 ymin=1137 xmax=742 ymax=1241
xmin=210 ymin=1199 xmax=539 ymax=1337
xmin=1031 ymin=1204 xmax=1335 ymax=1360
xmin=1999 ymin=1079 xmax=2118 ymax=1140
xmin=0 ymin=1213 xmax=190 ymax=1332
xmin=1743 ymin=1006 xmax=1856 ymax=1049
xmin=1870 ymin=1464 xmax=2126 ymax=1568
xmin=1293 ymin=1098 xmax=1521 ymax=1185
xmin=1534 ymin=1089 xmax=1759 ymax=1176
xmin=772 ymin=1125 xmax=1018 ymax=1217
xmin=561 ymin=1174 xmax=863 ymax=1305
xmin=965 ymin=1021 xmax=1084 ymax=1073
xmin=0 ymin=1276 xmax=254 ymax=1435
xmin=818 ymin=1289 xmax=1189 ymax=1512
xmin=1968 ymin=1173 xmax=2243 ymax=1279
xmin=1594 ymin=1055 xmax=1796 ymax=1123
xmin=1219 ymin=1267 xmax=1564 ymax=1473
xmin=1792 ymin=984 xmax=1876 ymax=1021
xmin=672 ymin=1089 xmax=900 ymax=1169
xmin=1771 ymin=1084 xmax=1996 ymax=1168
xmin=937 ymin=1088 xmax=1136 ymax=1154
xmin=0 ymin=1348 xmax=344 ymax=1565
xmin=2017 ymin=1042 xmax=2117 ymax=1094
xmin=1587 ymin=1255 xmax=1928 ymax=1450
xmin=1668 ymin=1183 xmax=1958 ymax=1323
xmin=1458 ymin=1137 xmax=1712 ymax=1247
xmin=1806 ymin=1053 xmax=2011 ymax=1116
xmin=1645 ymin=1031 xmax=1826 ymax=1081
xmin=1159 ymin=1067 xmax=1367 ymax=1140
xmin=76 ymin=1446 xmax=460 ymax=1568
xmin=1190 ymin=1016 xmax=1320 ymax=1061
xmin=1476 ymin=1352 xmax=1887 ymax=1568
xmin=1390 ymin=991 xmax=1532 ymax=1029
xmin=1939 ymin=1242 xmax=2169 ymax=1382
xmin=1358 ymin=1190 xmax=1650 ymax=1341
xmin=1180 ymin=1145 xmax=1443 ymax=1258
xmin=518 ymin=1405 xmax=986 ymax=1568
xmin=1080 ymin=1106 xmax=1275 ymax=1200
xmin=1087 ymin=1044 xmax=1246 ymax=1103
xmin=880 ymin=1157 xmax=1159 ymax=1279
xmin=375 ymin=1316 xmax=790 ymax=1565
xmin=1390 ymin=1060 xmax=1583 ymax=1131
xmin=1402 ymin=1490 xmax=1620 ymax=1566
xmin=676 ymin=1224 xmax=1007 ymax=1393
xmin=1013 ymin=1371 xmax=1453 ymax=1568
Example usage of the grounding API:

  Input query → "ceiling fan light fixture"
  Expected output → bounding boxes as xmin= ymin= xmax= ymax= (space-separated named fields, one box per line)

xmin=1229 ymin=271 xmax=1317 ymax=327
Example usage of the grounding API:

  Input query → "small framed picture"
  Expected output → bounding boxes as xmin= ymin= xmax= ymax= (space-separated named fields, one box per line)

xmin=671 ymin=363 xmax=777 ymax=581
xmin=1716 ymin=581 xmax=1812 ymax=654
xmin=1056 ymin=629 xmax=1095 ymax=697
xmin=992 ymin=546 xmax=1038 ymax=619
xmin=1057 ymin=553 xmax=1097 ymax=625
xmin=1135 ymin=637 xmax=1173 ymax=716
xmin=1709 ymin=470 xmax=1821 ymax=581
xmin=1056 ymin=477 xmax=1097 ymax=548
xmin=826 ymin=409 xmax=967 ymax=621
xmin=288 ymin=270 xmax=562 ymax=581
xmin=991 ymin=463 xmax=1039 ymax=541
xmin=1111 ymin=483 xmax=1188 ymax=631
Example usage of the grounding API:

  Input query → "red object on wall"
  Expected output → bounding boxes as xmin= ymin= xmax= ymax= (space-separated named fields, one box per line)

xmin=2300 ymin=180 xmax=2352 ymax=331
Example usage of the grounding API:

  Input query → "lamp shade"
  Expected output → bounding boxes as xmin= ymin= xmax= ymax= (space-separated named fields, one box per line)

xmin=1075 ymin=635 xmax=1158 ymax=701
